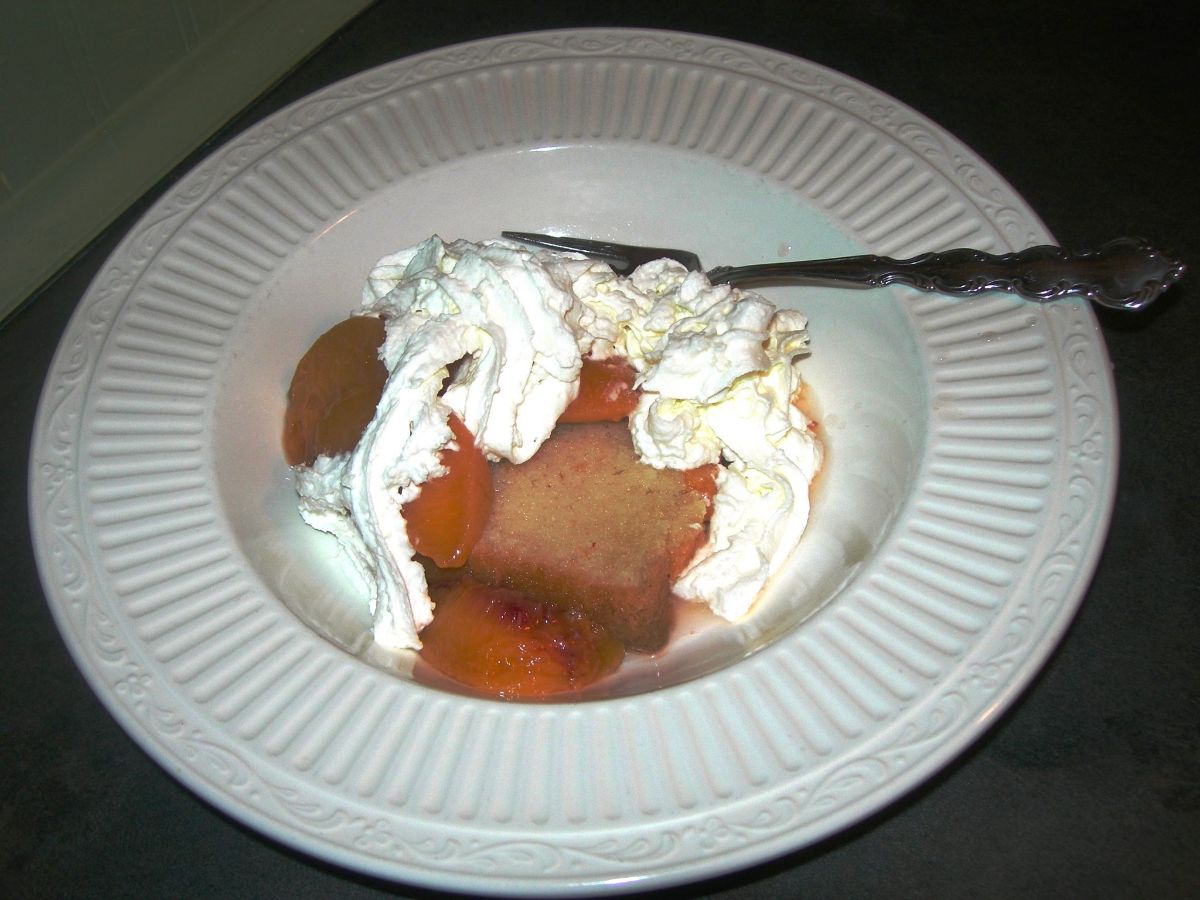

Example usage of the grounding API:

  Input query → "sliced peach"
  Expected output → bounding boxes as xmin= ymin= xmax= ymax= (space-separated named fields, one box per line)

xmin=420 ymin=578 xmax=624 ymax=698
xmin=669 ymin=463 xmax=721 ymax=579
xmin=559 ymin=356 xmax=640 ymax=423
xmin=683 ymin=462 xmax=720 ymax=500
xmin=403 ymin=413 xmax=493 ymax=568
xmin=283 ymin=316 xmax=387 ymax=466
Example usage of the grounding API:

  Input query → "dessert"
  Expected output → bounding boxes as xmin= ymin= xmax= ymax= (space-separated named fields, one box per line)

xmin=418 ymin=577 xmax=625 ymax=698
xmin=467 ymin=421 xmax=718 ymax=652
xmin=283 ymin=315 xmax=387 ymax=467
xmin=284 ymin=236 xmax=821 ymax=694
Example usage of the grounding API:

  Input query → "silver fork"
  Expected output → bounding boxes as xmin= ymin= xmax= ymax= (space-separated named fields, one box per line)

xmin=501 ymin=231 xmax=1184 ymax=312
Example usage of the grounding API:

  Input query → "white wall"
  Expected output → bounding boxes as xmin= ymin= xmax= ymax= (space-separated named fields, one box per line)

xmin=0 ymin=0 xmax=374 ymax=320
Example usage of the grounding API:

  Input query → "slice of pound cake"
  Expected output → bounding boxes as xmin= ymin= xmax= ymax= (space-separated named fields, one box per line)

xmin=467 ymin=421 xmax=718 ymax=652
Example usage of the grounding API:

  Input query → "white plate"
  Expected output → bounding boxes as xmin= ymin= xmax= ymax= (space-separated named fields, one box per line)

xmin=30 ymin=28 xmax=1116 ymax=896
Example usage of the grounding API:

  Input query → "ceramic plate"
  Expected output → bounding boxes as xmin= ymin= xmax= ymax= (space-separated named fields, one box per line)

xmin=30 ymin=28 xmax=1116 ymax=896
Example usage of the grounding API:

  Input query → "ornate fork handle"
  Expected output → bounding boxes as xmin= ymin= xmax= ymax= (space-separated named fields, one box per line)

xmin=706 ymin=237 xmax=1185 ymax=311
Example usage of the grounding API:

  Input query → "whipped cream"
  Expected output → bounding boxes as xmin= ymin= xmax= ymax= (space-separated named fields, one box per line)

xmin=294 ymin=236 xmax=821 ymax=649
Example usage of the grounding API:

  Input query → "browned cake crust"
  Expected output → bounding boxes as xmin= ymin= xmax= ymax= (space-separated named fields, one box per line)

xmin=466 ymin=422 xmax=713 ymax=652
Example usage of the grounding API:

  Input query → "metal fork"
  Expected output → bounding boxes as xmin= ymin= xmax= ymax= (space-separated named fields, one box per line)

xmin=501 ymin=231 xmax=1184 ymax=312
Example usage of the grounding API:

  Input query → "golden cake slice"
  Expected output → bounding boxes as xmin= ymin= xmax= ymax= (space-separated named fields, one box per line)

xmin=467 ymin=421 xmax=717 ymax=652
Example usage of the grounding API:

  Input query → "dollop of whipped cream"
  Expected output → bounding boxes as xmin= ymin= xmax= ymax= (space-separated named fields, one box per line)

xmin=294 ymin=236 xmax=820 ymax=650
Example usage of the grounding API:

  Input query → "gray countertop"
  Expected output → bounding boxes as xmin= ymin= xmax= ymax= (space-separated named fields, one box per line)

xmin=3 ymin=2 xmax=1197 ymax=897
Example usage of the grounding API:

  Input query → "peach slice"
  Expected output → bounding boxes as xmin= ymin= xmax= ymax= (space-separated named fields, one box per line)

xmin=420 ymin=578 xmax=624 ymax=699
xmin=559 ymin=356 xmax=639 ymax=423
xmin=283 ymin=316 xmax=387 ymax=466
xmin=403 ymin=414 xmax=493 ymax=568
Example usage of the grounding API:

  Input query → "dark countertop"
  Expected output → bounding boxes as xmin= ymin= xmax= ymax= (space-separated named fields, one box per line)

xmin=3 ymin=2 xmax=1197 ymax=897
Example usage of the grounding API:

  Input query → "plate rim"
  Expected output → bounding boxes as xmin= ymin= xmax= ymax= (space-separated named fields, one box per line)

xmin=28 ymin=26 xmax=1117 ymax=896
